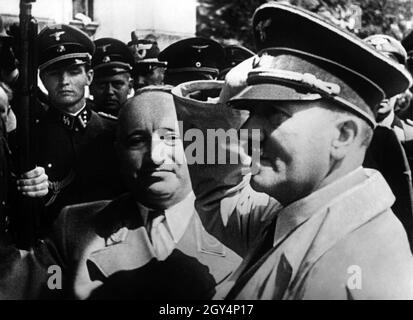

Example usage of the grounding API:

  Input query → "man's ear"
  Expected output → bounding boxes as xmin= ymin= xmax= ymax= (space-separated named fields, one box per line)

xmin=128 ymin=77 xmax=134 ymax=94
xmin=331 ymin=118 xmax=358 ymax=160
xmin=86 ymin=69 xmax=94 ymax=86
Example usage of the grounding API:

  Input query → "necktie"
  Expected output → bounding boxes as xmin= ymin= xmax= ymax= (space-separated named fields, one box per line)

xmin=148 ymin=211 xmax=175 ymax=261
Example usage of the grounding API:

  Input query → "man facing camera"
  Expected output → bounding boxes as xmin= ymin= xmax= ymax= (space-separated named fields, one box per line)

xmin=0 ymin=86 xmax=240 ymax=300
xmin=89 ymin=38 xmax=134 ymax=117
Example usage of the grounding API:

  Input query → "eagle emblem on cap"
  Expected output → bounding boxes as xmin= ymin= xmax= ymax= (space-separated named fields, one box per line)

xmin=50 ymin=31 xmax=65 ymax=42
xmin=255 ymin=18 xmax=272 ymax=42
xmin=192 ymin=44 xmax=209 ymax=53
xmin=56 ymin=45 xmax=66 ymax=53
xmin=99 ymin=43 xmax=111 ymax=53
xmin=102 ymin=56 xmax=111 ymax=63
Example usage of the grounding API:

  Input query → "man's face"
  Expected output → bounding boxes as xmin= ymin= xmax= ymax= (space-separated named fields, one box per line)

xmin=90 ymin=72 xmax=132 ymax=115
xmin=0 ymin=87 xmax=9 ymax=125
xmin=242 ymin=101 xmax=335 ymax=205
xmin=41 ymin=64 xmax=93 ymax=111
xmin=145 ymin=66 xmax=166 ymax=86
xmin=377 ymin=95 xmax=398 ymax=122
xmin=117 ymin=91 xmax=189 ymax=208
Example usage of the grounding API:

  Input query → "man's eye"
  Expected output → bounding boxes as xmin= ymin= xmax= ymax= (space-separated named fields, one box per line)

xmin=126 ymin=137 xmax=146 ymax=148
xmin=112 ymin=82 xmax=125 ymax=90
xmin=161 ymin=134 xmax=179 ymax=145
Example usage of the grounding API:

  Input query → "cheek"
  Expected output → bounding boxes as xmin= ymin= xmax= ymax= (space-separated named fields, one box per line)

xmin=120 ymin=150 xmax=143 ymax=175
xmin=170 ymin=143 xmax=186 ymax=166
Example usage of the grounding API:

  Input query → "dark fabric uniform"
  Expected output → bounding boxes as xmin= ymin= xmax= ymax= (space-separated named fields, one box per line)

xmin=364 ymin=126 xmax=413 ymax=249
xmin=29 ymin=100 xmax=124 ymax=235
xmin=0 ymin=119 xmax=10 ymax=241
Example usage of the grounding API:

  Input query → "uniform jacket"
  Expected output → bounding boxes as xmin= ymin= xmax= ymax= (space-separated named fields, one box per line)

xmin=0 ymin=193 xmax=241 ymax=300
xmin=22 ymin=102 xmax=124 ymax=234
xmin=218 ymin=169 xmax=413 ymax=300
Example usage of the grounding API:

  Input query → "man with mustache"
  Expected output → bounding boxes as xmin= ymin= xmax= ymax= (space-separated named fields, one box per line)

xmin=89 ymin=38 xmax=134 ymax=117
xmin=0 ymin=86 xmax=240 ymax=299
xmin=177 ymin=3 xmax=413 ymax=299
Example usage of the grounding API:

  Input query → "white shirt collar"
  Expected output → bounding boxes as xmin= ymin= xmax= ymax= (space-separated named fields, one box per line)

xmin=137 ymin=192 xmax=196 ymax=243
xmin=65 ymin=102 xmax=87 ymax=117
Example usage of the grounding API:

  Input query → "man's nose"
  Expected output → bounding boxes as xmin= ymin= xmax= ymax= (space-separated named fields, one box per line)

xmin=150 ymin=136 xmax=167 ymax=166
xmin=59 ymin=71 xmax=71 ymax=85
xmin=105 ymin=83 xmax=115 ymax=95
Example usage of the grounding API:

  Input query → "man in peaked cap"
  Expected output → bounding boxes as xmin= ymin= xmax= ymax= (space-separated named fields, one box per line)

xmin=90 ymin=38 xmax=134 ymax=117
xmin=159 ymin=37 xmax=225 ymax=86
xmin=128 ymin=33 xmax=167 ymax=90
xmin=218 ymin=45 xmax=255 ymax=80
xmin=14 ymin=24 xmax=124 ymax=237
xmin=178 ymin=2 xmax=413 ymax=299
xmin=362 ymin=34 xmax=413 ymax=248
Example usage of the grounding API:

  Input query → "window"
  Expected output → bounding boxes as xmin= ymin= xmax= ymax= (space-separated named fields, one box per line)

xmin=72 ymin=0 xmax=94 ymax=19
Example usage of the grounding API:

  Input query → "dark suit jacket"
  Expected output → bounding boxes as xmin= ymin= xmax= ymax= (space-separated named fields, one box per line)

xmin=0 ymin=193 xmax=241 ymax=300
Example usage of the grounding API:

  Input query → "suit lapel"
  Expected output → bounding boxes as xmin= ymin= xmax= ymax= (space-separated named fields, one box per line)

xmin=87 ymin=194 xmax=157 ymax=278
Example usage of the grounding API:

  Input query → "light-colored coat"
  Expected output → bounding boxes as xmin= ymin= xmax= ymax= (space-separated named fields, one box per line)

xmin=0 ymin=194 xmax=241 ymax=300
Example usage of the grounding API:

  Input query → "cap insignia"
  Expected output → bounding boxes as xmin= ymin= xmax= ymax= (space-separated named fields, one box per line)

xmin=56 ymin=45 xmax=66 ymax=53
xmin=102 ymin=56 xmax=111 ymax=63
xmin=195 ymin=61 xmax=202 ymax=68
xmin=50 ymin=31 xmax=65 ymax=42
xmin=255 ymin=18 xmax=272 ymax=42
xmin=99 ymin=43 xmax=111 ymax=53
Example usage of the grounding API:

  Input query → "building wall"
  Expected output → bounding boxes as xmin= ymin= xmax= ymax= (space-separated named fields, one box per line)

xmin=0 ymin=0 xmax=72 ymax=25
xmin=1 ymin=0 xmax=196 ymax=48
xmin=93 ymin=0 xmax=197 ymax=49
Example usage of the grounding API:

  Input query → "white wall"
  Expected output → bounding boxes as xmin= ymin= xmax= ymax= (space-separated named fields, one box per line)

xmin=0 ymin=0 xmax=72 ymax=24
xmin=1 ymin=0 xmax=197 ymax=48
xmin=93 ymin=0 xmax=196 ymax=49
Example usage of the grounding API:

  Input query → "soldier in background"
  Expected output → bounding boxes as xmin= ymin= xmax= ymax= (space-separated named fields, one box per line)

xmin=218 ymin=44 xmax=255 ymax=80
xmin=362 ymin=34 xmax=413 ymax=247
xmin=127 ymin=32 xmax=167 ymax=90
xmin=158 ymin=37 xmax=225 ymax=86
xmin=14 ymin=24 xmax=124 ymax=236
xmin=89 ymin=38 xmax=134 ymax=117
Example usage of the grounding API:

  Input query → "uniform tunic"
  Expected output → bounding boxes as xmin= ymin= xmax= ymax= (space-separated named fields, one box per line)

xmin=33 ymin=102 xmax=124 ymax=233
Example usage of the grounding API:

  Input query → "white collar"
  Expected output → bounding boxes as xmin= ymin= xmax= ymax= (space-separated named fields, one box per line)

xmin=64 ymin=102 xmax=87 ymax=117
xmin=137 ymin=192 xmax=195 ymax=243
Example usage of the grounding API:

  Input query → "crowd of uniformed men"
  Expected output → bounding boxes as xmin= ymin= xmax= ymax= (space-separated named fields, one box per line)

xmin=1 ymin=2 xmax=413 ymax=299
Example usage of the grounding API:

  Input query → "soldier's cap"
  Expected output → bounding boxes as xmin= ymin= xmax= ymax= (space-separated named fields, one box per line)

xmin=128 ymin=38 xmax=167 ymax=67
xmin=37 ymin=24 xmax=95 ymax=71
xmin=93 ymin=38 xmax=134 ymax=77
xmin=219 ymin=45 xmax=255 ymax=79
xmin=158 ymin=37 xmax=225 ymax=77
xmin=229 ymin=3 xmax=412 ymax=128
xmin=364 ymin=34 xmax=407 ymax=65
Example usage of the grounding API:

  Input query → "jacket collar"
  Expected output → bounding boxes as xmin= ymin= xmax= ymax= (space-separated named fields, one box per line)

xmin=137 ymin=192 xmax=195 ymax=243
xmin=87 ymin=192 xmax=197 ymax=278
xmin=48 ymin=103 xmax=92 ymax=132
xmin=273 ymin=167 xmax=367 ymax=247
xmin=88 ymin=193 xmax=157 ymax=278
xmin=282 ymin=168 xmax=395 ymax=298
xmin=228 ymin=169 xmax=395 ymax=299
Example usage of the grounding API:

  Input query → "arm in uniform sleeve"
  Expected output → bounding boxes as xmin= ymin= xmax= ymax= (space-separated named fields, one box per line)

xmin=173 ymin=70 xmax=281 ymax=258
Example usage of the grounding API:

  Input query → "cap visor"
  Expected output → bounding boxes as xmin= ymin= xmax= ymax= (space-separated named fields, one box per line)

xmin=229 ymin=83 xmax=321 ymax=109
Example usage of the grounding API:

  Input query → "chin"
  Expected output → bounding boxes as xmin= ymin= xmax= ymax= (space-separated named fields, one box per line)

xmin=250 ymin=168 xmax=282 ymax=198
